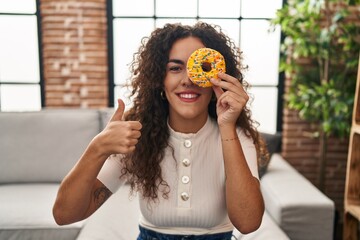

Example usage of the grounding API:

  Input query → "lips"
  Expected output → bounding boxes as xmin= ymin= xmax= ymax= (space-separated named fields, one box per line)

xmin=177 ymin=92 xmax=200 ymax=102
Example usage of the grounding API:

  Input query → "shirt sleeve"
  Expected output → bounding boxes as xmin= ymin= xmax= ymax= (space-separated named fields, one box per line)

xmin=97 ymin=154 xmax=126 ymax=193
xmin=237 ymin=129 xmax=259 ymax=179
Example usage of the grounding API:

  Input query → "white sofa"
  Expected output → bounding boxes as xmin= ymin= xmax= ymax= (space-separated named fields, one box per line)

xmin=0 ymin=109 xmax=335 ymax=240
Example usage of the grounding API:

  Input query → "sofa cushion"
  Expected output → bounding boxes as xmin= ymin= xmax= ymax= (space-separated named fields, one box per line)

xmin=261 ymin=132 xmax=281 ymax=155
xmin=0 ymin=109 xmax=100 ymax=183
xmin=261 ymin=154 xmax=335 ymax=240
xmin=99 ymin=108 xmax=115 ymax=130
xmin=0 ymin=184 xmax=85 ymax=240
xmin=258 ymin=132 xmax=282 ymax=178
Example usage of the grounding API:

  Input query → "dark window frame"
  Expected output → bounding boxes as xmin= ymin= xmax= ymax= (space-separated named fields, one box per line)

xmin=0 ymin=0 xmax=45 ymax=110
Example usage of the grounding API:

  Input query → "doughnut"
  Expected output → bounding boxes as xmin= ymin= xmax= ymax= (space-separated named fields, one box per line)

xmin=186 ymin=48 xmax=226 ymax=87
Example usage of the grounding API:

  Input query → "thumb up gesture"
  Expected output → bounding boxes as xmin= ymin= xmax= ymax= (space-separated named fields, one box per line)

xmin=95 ymin=99 xmax=142 ymax=156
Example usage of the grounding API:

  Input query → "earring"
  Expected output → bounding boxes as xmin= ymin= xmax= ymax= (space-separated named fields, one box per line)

xmin=160 ymin=90 xmax=166 ymax=100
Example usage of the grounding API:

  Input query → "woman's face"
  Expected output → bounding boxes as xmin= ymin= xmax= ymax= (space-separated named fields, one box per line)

xmin=164 ymin=36 xmax=213 ymax=132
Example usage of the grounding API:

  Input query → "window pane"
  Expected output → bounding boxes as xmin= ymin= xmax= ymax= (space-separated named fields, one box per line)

xmin=113 ymin=0 xmax=154 ymax=17
xmin=240 ymin=20 xmax=280 ymax=86
xmin=241 ymin=0 xmax=282 ymax=18
xmin=199 ymin=0 xmax=240 ymax=18
xmin=114 ymin=85 xmax=134 ymax=111
xmin=200 ymin=19 xmax=240 ymax=47
xmin=156 ymin=0 xmax=197 ymax=17
xmin=113 ymin=19 xmax=154 ymax=85
xmin=156 ymin=18 xmax=197 ymax=28
xmin=248 ymin=87 xmax=278 ymax=134
xmin=0 ymin=0 xmax=36 ymax=14
xmin=0 ymin=84 xmax=41 ymax=111
xmin=0 ymin=15 xmax=40 ymax=83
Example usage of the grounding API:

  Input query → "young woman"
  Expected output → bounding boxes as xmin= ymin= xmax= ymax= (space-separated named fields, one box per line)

xmin=53 ymin=22 xmax=267 ymax=240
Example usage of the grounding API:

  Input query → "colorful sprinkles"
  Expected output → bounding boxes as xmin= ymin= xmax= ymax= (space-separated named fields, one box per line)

xmin=186 ymin=48 xmax=226 ymax=88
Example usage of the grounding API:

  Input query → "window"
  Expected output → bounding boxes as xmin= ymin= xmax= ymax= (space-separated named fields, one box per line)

xmin=108 ymin=0 xmax=283 ymax=133
xmin=0 ymin=0 xmax=43 ymax=111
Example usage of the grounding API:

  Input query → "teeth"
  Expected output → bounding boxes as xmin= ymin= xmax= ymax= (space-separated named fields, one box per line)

xmin=180 ymin=93 xmax=198 ymax=99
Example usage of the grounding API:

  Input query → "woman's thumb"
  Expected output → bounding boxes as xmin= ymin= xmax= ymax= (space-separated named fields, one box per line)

xmin=110 ymin=99 xmax=125 ymax=122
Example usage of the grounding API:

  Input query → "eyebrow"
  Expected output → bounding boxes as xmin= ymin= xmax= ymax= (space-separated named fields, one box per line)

xmin=168 ymin=59 xmax=185 ymax=65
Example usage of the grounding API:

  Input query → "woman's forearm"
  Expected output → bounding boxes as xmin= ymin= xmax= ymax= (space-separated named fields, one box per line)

xmin=220 ymin=126 xmax=264 ymax=234
xmin=52 ymin=138 xmax=110 ymax=225
xmin=53 ymin=100 xmax=142 ymax=225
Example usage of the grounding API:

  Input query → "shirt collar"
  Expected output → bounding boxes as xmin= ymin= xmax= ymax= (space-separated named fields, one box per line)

xmin=168 ymin=115 xmax=213 ymax=140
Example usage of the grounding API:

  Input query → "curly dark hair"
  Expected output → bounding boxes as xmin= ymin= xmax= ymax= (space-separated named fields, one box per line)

xmin=122 ymin=21 xmax=269 ymax=201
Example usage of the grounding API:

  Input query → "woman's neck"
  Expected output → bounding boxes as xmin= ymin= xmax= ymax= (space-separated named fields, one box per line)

xmin=168 ymin=113 xmax=208 ymax=134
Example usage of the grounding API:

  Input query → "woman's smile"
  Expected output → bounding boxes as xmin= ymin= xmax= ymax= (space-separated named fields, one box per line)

xmin=177 ymin=91 xmax=200 ymax=102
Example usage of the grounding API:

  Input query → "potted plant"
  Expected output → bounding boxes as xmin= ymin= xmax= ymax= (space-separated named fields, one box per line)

xmin=271 ymin=0 xmax=360 ymax=191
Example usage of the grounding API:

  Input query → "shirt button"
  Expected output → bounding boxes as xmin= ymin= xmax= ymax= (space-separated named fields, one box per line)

xmin=181 ymin=192 xmax=189 ymax=201
xmin=184 ymin=139 xmax=192 ymax=148
xmin=182 ymin=158 xmax=190 ymax=167
xmin=182 ymin=175 xmax=190 ymax=184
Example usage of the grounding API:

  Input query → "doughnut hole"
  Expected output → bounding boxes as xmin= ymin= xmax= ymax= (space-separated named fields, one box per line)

xmin=201 ymin=62 xmax=212 ymax=72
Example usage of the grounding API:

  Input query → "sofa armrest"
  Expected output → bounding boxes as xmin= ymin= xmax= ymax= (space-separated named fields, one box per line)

xmin=260 ymin=153 xmax=335 ymax=240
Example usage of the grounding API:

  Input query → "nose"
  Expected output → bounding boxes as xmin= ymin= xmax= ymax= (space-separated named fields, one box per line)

xmin=181 ymin=74 xmax=194 ymax=87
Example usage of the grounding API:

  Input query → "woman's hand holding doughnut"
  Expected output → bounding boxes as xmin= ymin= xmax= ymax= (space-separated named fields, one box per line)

xmin=186 ymin=47 xmax=248 ymax=127
xmin=210 ymin=73 xmax=249 ymax=128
